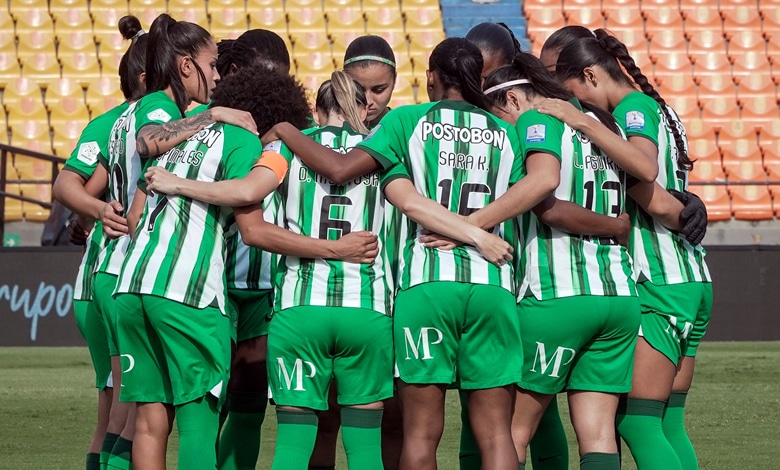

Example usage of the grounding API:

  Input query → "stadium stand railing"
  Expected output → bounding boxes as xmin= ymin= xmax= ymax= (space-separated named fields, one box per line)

xmin=523 ymin=0 xmax=780 ymax=221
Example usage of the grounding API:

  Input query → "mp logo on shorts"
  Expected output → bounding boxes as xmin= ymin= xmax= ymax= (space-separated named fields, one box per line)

xmin=403 ymin=327 xmax=443 ymax=360
xmin=276 ymin=357 xmax=317 ymax=391
xmin=530 ymin=342 xmax=576 ymax=378
xmin=664 ymin=315 xmax=693 ymax=343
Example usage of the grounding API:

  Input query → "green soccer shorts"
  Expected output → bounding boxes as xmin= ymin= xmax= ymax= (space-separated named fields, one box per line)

xmin=267 ymin=305 xmax=393 ymax=411
xmin=227 ymin=288 xmax=273 ymax=343
xmin=93 ymin=272 xmax=120 ymax=356
xmin=393 ymin=282 xmax=523 ymax=390
xmin=637 ymin=281 xmax=713 ymax=363
xmin=115 ymin=293 xmax=231 ymax=407
xmin=74 ymin=299 xmax=112 ymax=390
xmin=517 ymin=294 xmax=640 ymax=394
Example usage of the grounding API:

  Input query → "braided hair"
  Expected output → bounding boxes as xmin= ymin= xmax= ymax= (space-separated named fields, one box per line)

xmin=428 ymin=38 xmax=487 ymax=109
xmin=555 ymin=29 xmax=693 ymax=170
xmin=484 ymin=52 xmax=621 ymax=136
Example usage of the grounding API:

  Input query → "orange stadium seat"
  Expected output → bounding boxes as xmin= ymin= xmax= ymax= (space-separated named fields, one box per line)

xmin=685 ymin=117 xmax=717 ymax=140
xmin=209 ymin=8 xmax=248 ymax=40
xmin=688 ymin=135 xmax=722 ymax=162
xmin=326 ymin=7 xmax=365 ymax=34
xmin=730 ymin=184 xmax=774 ymax=220
xmin=609 ymin=28 xmax=646 ymax=52
xmin=762 ymin=4 xmax=780 ymax=36
xmin=690 ymin=50 xmax=730 ymax=81
xmin=603 ymin=6 xmax=643 ymax=31
xmin=732 ymin=50 xmax=772 ymax=88
xmin=696 ymin=71 xmax=736 ymax=102
xmin=365 ymin=8 xmax=405 ymax=33
xmin=655 ymin=70 xmax=697 ymax=100
xmin=721 ymin=137 xmax=765 ymax=182
xmin=85 ymin=76 xmax=123 ymax=116
xmin=689 ymin=184 xmax=731 ymax=220
xmin=648 ymin=29 xmax=688 ymax=60
xmin=700 ymin=95 xmax=739 ymax=130
xmin=688 ymin=159 xmax=726 ymax=183
xmin=288 ymin=9 xmax=327 ymax=35
xmin=248 ymin=7 xmax=287 ymax=31
xmin=653 ymin=51 xmax=692 ymax=84
xmin=666 ymin=94 xmax=699 ymax=121
xmin=721 ymin=4 xmax=761 ymax=31
xmin=741 ymin=95 xmax=780 ymax=122
xmin=564 ymin=6 xmax=604 ymax=28
xmin=687 ymin=29 xmax=726 ymax=54
xmin=682 ymin=2 xmax=722 ymax=33
xmin=726 ymin=28 xmax=765 ymax=59
xmin=644 ymin=4 xmax=684 ymax=35
xmin=405 ymin=6 xmax=444 ymax=34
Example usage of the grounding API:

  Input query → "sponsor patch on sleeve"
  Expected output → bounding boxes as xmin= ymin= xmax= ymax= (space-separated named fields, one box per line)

xmin=76 ymin=141 xmax=100 ymax=165
xmin=625 ymin=111 xmax=645 ymax=131
xmin=525 ymin=124 xmax=546 ymax=143
xmin=147 ymin=108 xmax=172 ymax=123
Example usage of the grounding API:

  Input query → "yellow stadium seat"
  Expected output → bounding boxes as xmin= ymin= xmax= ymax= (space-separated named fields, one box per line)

xmin=85 ymin=76 xmax=124 ymax=116
xmin=401 ymin=0 xmax=439 ymax=11
xmin=374 ymin=30 xmax=408 ymax=54
xmin=295 ymin=51 xmax=335 ymax=75
xmin=16 ymin=27 xmax=56 ymax=58
xmin=763 ymin=5 xmax=780 ymax=36
xmin=100 ymin=50 xmax=124 ymax=79
xmin=409 ymin=30 xmax=445 ymax=56
xmin=410 ymin=49 xmax=431 ymax=73
xmin=49 ymin=0 xmax=88 ymax=14
xmin=362 ymin=0 xmax=397 ymax=12
xmin=324 ymin=0 xmax=360 ymax=9
xmin=20 ymin=53 xmax=61 ymax=83
xmin=51 ymin=5 xmax=92 ymax=34
xmin=128 ymin=0 xmax=163 ymax=11
xmin=296 ymin=72 xmax=333 ymax=95
xmin=20 ymin=183 xmax=53 ymax=221
xmin=168 ymin=7 xmax=209 ymax=26
xmin=44 ymin=77 xmax=82 ymax=109
xmin=60 ymin=53 xmax=101 ymax=86
xmin=395 ymin=52 xmax=414 ymax=77
xmin=288 ymin=8 xmax=327 ymax=34
xmin=209 ymin=0 xmax=245 ymax=15
xmin=247 ymin=7 xmax=287 ymax=31
xmin=404 ymin=6 xmax=443 ymax=33
xmin=13 ymin=155 xmax=53 ymax=182
xmin=3 ymin=183 xmax=25 ymax=222
xmin=89 ymin=0 xmax=129 ymax=15
xmin=135 ymin=7 xmax=166 ymax=27
xmin=9 ymin=0 xmax=50 ymax=17
xmin=52 ymin=119 xmax=87 ymax=158
xmin=365 ymin=8 xmax=405 ymax=33
xmin=210 ymin=8 xmax=248 ymax=40
xmin=49 ymin=95 xmax=90 ymax=127
xmin=291 ymin=30 xmax=330 ymax=57
xmin=0 ymin=52 xmax=20 ymax=87
xmin=92 ymin=8 xmax=124 ymax=41
xmin=326 ymin=7 xmax=365 ymax=34
xmin=331 ymin=31 xmax=362 ymax=57
xmin=286 ymin=0 xmax=323 ymax=13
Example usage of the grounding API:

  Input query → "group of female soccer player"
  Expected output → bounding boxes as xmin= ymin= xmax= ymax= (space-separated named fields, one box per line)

xmin=53 ymin=11 xmax=712 ymax=470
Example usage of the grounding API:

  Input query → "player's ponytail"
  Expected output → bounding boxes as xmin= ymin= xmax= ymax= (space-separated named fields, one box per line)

xmin=316 ymin=71 xmax=370 ymax=134
xmin=429 ymin=38 xmax=487 ymax=109
xmin=145 ymin=13 xmax=212 ymax=115
xmin=484 ymin=52 xmax=621 ymax=135
xmin=117 ymin=15 xmax=148 ymax=101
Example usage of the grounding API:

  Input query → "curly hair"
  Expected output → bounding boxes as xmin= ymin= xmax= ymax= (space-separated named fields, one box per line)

xmin=210 ymin=63 xmax=312 ymax=136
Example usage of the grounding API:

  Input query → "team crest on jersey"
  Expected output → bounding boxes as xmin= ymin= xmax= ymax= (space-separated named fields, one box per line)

xmin=526 ymin=124 xmax=546 ymax=143
xmin=147 ymin=109 xmax=172 ymax=123
xmin=625 ymin=111 xmax=645 ymax=130
xmin=76 ymin=141 xmax=100 ymax=165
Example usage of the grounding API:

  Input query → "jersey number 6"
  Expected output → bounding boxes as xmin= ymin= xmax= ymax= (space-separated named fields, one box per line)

xmin=319 ymin=195 xmax=352 ymax=239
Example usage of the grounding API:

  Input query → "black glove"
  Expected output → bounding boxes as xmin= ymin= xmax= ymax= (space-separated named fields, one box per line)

xmin=669 ymin=189 xmax=707 ymax=245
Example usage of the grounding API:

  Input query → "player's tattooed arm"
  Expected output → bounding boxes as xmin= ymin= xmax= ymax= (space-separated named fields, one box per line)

xmin=136 ymin=107 xmax=257 ymax=158
xmin=235 ymin=205 xmax=379 ymax=264
xmin=469 ymin=152 xmax=560 ymax=230
xmin=265 ymin=122 xmax=380 ymax=184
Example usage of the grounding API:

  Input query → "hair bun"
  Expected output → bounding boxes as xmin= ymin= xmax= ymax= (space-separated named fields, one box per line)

xmin=118 ymin=15 xmax=143 ymax=40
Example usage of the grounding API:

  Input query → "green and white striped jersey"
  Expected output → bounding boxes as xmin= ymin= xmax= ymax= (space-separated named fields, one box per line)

xmin=516 ymin=109 xmax=636 ymax=300
xmin=224 ymin=194 xmax=279 ymax=291
xmin=116 ymin=122 xmax=262 ymax=314
xmin=64 ymin=102 xmax=129 ymax=300
xmin=96 ymin=91 xmax=180 ymax=276
xmin=615 ymin=92 xmax=711 ymax=285
xmin=268 ymin=123 xmax=392 ymax=315
xmin=356 ymin=101 xmax=523 ymax=293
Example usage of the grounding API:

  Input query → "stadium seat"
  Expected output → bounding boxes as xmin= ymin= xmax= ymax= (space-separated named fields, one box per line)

xmin=721 ymin=4 xmax=761 ymax=31
xmin=51 ymin=119 xmax=87 ymax=157
xmin=564 ymin=6 xmax=604 ymax=28
xmin=209 ymin=8 xmax=248 ymax=40
xmin=288 ymin=8 xmax=327 ymax=34
xmin=373 ymin=30 xmax=408 ymax=54
xmin=245 ymin=0 xmax=282 ymax=10
xmin=44 ymin=77 xmax=83 ymax=111
xmin=295 ymin=52 xmax=335 ymax=76
xmin=690 ymin=51 xmax=731 ymax=82
xmin=60 ymin=51 xmax=101 ymax=85
xmin=700 ymin=95 xmax=739 ymax=130
xmin=85 ymin=76 xmax=123 ymax=116
xmin=401 ymin=0 xmax=439 ymax=13
xmin=603 ymin=6 xmax=643 ymax=31
xmin=326 ymin=7 xmax=366 ymax=34
xmin=685 ymin=117 xmax=717 ymax=140
xmin=732 ymin=50 xmax=772 ymax=91
xmin=296 ymin=72 xmax=333 ymax=95
xmin=688 ymin=136 xmax=722 ymax=162
xmin=688 ymin=159 xmax=726 ymax=183
xmin=648 ymin=28 xmax=688 ymax=57
xmin=726 ymin=29 xmax=766 ymax=60
xmin=331 ymin=31 xmax=362 ymax=57
xmin=19 ymin=53 xmax=61 ymax=83
xmin=89 ymin=0 xmax=129 ymax=16
xmin=609 ymin=28 xmax=646 ymax=52
xmin=247 ymin=8 xmax=287 ymax=31
xmin=681 ymin=1 xmax=722 ymax=32
xmin=362 ymin=0 xmax=399 ymax=12
xmin=656 ymin=71 xmax=697 ymax=101
xmin=395 ymin=52 xmax=414 ymax=77
xmin=51 ymin=4 xmax=92 ymax=33
xmin=324 ymin=0 xmax=361 ymax=9
xmin=291 ymin=30 xmax=330 ymax=59
xmin=644 ymin=4 xmax=684 ymax=35
xmin=3 ymin=183 xmax=24 ymax=222
xmin=695 ymin=71 xmax=736 ymax=102
xmin=167 ymin=7 xmax=208 ymax=25
xmin=666 ymin=94 xmax=699 ymax=121
xmin=721 ymin=138 xmax=765 ymax=182
xmin=100 ymin=50 xmax=125 ymax=80
xmin=136 ymin=7 xmax=166 ymax=28
xmin=687 ymin=29 xmax=726 ymax=54
xmin=0 ymin=52 xmax=20 ymax=87
xmin=208 ymin=0 xmax=244 ymax=18
xmin=689 ymin=184 xmax=731 ymax=220
xmin=730 ymin=184 xmax=774 ymax=220
xmin=20 ymin=183 xmax=52 ymax=221
xmin=9 ymin=120 xmax=51 ymax=158
xmin=404 ymin=6 xmax=444 ymax=34
xmin=365 ymin=8 xmax=405 ymax=33
xmin=763 ymin=4 xmax=780 ymax=36
xmin=409 ymin=30 xmax=445 ymax=56
xmin=741 ymin=95 xmax=779 ymax=121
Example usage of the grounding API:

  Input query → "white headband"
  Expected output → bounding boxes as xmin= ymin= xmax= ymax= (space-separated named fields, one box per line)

xmin=483 ymin=78 xmax=531 ymax=95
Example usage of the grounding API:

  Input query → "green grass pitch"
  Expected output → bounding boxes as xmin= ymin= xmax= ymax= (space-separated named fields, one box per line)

xmin=1 ymin=342 xmax=778 ymax=469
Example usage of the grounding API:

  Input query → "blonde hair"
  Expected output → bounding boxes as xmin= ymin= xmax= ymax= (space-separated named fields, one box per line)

xmin=315 ymin=71 xmax=369 ymax=134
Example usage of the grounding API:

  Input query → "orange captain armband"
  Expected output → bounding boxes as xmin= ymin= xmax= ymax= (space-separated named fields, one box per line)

xmin=254 ymin=151 xmax=289 ymax=184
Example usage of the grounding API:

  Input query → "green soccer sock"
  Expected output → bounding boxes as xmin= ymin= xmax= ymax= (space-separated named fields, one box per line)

xmin=272 ymin=409 xmax=319 ymax=470
xmin=458 ymin=390 xmax=482 ymax=470
xmin=106 ymin=437 xmax=133 ymax=470
xmin=176 ymin=396 xmax=221 ymax=470
xmin=100 ymin=433 xmax=120 ymax=470
xmin=86 ymin=452 xmax=101 ymax=470
xmin=518 ymin=462 xmax=526 ymax=470
xmin=529 ymin=397 xmax=569 ymax=470
xmin=340 ymin=407 xmax=384 ymax=470
xmin=617 ymin=398 xmax=682 ymax=470
xmin=663 ymin=392 xmax=699 ymax=470
xmin=580 ymin=452 xmax=620 ymax=470
xmin=217 ymin=392 xmax=267 ymax=470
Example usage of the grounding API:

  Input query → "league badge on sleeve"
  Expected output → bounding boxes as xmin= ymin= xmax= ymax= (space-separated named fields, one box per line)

xmin=625 ymin=111 xmax=645 ymax=131
xmin=263 ymin=140 xmax=283 ymax=153
xmin=76 ymin=141 xmax=100 ymax=165
xmin=147 ymin=109 xmax=172 ymax=123
xmin=526 ymin=124 xmax=546 ymax=143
